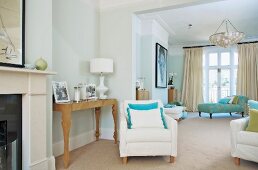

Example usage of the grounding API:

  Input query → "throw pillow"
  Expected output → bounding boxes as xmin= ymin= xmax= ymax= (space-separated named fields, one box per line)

xmin=128 ymin=102 xmax=158 ymax=110
xmin=126 ymin=107 xmax=167 ymax=129
xmin=228 ymin=96 xmax=234 ymax=104
xmin=246 ymin=109 xmax=258 ymax=132
xmin=232 ymin=96 xmax=239 ymax=104
xmin=218 ymin=98 xmax=231 ymax=104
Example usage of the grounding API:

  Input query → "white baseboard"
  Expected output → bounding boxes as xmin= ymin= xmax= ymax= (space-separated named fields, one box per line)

xmin=100 ymin=128 xmax=117 ymax=140
xmin=53 ymin=128 xmax=119 ymax=157
xmin=48 ymin=156 xmax=56 ymax=170
xmin=53 ymin=130 xmax=95 ymax=157
xmin=30 ymin=158 xmax=48 ymax=170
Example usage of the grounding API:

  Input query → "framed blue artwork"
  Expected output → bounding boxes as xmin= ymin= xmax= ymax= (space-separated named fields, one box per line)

xmin=155 ymin=43 xmax=167 ymax=88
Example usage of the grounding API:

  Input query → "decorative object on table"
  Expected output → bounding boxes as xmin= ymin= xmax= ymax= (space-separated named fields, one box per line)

xmin=90 ymin=58 xmax=113 ymax=99
xmin=168 ymin=72 xmax=177 ymax=88
xmin=52 ymin=81 xmax=70 ymax=103
xmin=137 ymin=77 xmax=145 ymax=90
xmin=35 ymin=57 xmax=48 ymax=71
xmin=24 ymin=63 xmax=35 ymax=70
xmin=209 ymin=19 xmax=245 ymax=48
xmin=155 ymin=43 xmax=167 ymax=88
xmin=78 ymin=83 xmax=87 ymax=100
xmin=74 ymin=86 xmax=81 ymax=103
xmin=0 ymin=0 xmax=25 ymax=67
xmin=86 ymin=84 xmax=97 ymax=100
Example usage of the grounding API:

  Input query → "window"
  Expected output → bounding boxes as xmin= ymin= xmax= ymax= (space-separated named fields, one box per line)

xmin=203 ymin=47 xmax=238 ymax=102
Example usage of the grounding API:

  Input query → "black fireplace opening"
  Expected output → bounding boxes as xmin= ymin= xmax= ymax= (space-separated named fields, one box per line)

xmin=0 ymin=95 xmax=22 ymax=170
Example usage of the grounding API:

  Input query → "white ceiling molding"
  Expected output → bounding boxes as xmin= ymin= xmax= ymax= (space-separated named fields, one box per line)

xmin=99 ymin=0 xmax=145 ymax=10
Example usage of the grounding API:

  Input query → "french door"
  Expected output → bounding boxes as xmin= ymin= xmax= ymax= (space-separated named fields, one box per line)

xmin=203 ymin=48 xmax=238 ymax=102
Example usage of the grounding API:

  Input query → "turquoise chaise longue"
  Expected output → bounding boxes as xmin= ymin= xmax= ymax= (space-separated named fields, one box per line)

xmin=198 ymin=95 xmax=248 ymax=119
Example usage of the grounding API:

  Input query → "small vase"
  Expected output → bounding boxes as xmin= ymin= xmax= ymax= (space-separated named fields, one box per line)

xmin=35 ymin=57 xmax=48 ymax=71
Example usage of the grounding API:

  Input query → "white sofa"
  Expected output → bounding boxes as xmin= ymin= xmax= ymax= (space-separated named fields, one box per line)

xmin=230 ymin=100 xmax=258 ymax=165
xmin=119 ymin=100 xmax=178 ymax=164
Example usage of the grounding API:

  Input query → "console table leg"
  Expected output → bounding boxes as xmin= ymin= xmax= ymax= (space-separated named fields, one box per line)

xmin=61 ymin=109 xmax=71 ymax=169
xmin=112 ymin=104 xmax=118 ymax=144
xmin=95 ymin=107 xmax=101 ymax=141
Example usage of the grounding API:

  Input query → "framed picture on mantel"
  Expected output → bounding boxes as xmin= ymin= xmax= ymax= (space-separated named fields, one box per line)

xmin=0 ymin=0 xmax=25 ymax=67
xmin=155 ymin=43 xmax=167 ymax=88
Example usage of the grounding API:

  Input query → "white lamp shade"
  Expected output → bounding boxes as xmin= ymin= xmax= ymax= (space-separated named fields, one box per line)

xmin=90 ymin=58 xmax=113 ymax=73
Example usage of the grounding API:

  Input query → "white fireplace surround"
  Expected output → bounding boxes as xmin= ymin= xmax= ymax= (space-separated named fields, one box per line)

xmin=0 ymin=66 xmax=55 ymax=170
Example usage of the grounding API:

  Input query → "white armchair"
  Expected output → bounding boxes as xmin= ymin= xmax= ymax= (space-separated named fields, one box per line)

xmin=119 ymin=100 xmax=177 ymax=164
xmin=230 ymin=100 xmax=258 ymax=165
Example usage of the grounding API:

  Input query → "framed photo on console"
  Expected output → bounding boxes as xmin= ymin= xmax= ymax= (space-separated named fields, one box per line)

xmin=52 ymin=81 xmax=70 ymax=103
xmin=155 ymin=43 xmax=167 ymax=88
xmin=0 ymin=0 xmax=25 ymax=67
xmin=86 ymin=84 xmax=97 ymax=100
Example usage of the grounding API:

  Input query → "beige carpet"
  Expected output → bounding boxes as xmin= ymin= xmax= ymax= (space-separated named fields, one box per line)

xmin=55 ymin=113 xmax=258 ymax=170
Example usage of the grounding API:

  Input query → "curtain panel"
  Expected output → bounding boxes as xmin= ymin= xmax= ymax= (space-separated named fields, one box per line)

xmin=181 ymin=48 xmax=203 ymax=111
xmin=237 ymin=43 xmax=258 ymax=100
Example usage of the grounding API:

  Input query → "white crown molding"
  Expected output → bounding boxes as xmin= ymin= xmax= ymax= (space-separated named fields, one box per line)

xmin=99 ymin=0 xmax=145 ymax=10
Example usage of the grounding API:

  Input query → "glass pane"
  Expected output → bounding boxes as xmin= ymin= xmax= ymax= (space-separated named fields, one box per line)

xmin=233 ymin=69 xmax=237 ymax=95
xmin=209 ymin=69 xmax=218 ymax=102
xmin=209 ymin=53 xmax=218 ymax=66
xmin=234 ymin=52 xmax=238 ymax=65
xmin=203 ymin=69 xmax=206 ymax=102
xmin=221 ymin=52 xmax=230 ymax=65
xmin=203 ymin=55 xmax=205 ymax=66
xmin=221 ymin=69 xmax=230 ymax=98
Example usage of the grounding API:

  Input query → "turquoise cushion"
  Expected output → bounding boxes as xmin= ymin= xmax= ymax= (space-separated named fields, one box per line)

xmin=160 ymin=107 xmax=168 ymax=129
xmin=218 ymin=98 xmax=231 ymax=104
xmin=248 ymin=100 xmax=258 ymax=110
xmin=164 ymin=104 xmax=176 ymax=108
xmin=128 ymin=102 xmax=158 ymax=110
xmin=126 ymin=107 xmax=132 ymax=129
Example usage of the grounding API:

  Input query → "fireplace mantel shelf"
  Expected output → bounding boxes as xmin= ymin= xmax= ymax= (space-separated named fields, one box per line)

xmin=0 ymin=66 xmax=56 ymax=75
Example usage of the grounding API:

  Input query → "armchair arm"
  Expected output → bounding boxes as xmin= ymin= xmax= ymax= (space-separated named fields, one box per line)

xmin=119 ymin=109 xmax=128 ymax=157
xmin=230 ymin=117 xmax=249 ymax=157
xmin=165 ymin=114 xmax=177 ymax=157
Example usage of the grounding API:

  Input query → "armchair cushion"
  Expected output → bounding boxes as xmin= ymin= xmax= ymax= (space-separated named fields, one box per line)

xmin=246 ymin=109 xmax=258 ymax=132
xmin=128 ymin=108 xmax=165 ymax=129
xmin=237 ymin=131 xmax=258 ymax=147
xmin=126 ymin=128 xmax=171 ymax=142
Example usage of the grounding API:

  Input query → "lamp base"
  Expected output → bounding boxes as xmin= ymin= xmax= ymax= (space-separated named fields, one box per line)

xmin=97 ymin=75 xmax=108 ymax=99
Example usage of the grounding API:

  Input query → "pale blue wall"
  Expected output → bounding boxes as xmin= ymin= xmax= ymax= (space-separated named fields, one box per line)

xmin=167 ymin=45 xmax=185 ymax=99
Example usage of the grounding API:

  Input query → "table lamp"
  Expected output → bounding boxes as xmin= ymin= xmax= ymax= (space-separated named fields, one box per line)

xmin=90 ymin=58 xmax=113 ymax=99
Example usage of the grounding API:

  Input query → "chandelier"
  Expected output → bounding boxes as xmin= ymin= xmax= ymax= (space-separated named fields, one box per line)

xmin=209 ymin=19 xmax=244 ymax=48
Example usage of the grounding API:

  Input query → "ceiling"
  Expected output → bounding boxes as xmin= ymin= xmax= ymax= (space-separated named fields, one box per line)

xmin=138 ymin=0 xmax=258 ymax=45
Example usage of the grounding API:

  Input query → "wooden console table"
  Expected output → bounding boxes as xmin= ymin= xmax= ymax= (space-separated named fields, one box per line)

xmin=53 ymin=99 xmax=118 ymax=168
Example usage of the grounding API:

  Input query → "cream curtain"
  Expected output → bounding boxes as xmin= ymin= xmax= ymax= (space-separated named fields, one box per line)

xmin=181 ymin=48 xmax=203 ymax=111
xmin=237 ymin=43 xmax=258 ymax=100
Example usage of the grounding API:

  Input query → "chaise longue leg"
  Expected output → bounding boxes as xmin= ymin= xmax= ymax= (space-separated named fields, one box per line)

xmin=210 ymin=113 xmax=212 ymax=119
xmin=234 ymin=157 xmax=240 ymax=166
xmin=170 ymin=156 xmax=175 ymax=163
xmin=199 ymin=112 xmax=201 ymax=117
xmin=122 ymin=157 xmax=128 ymax=164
